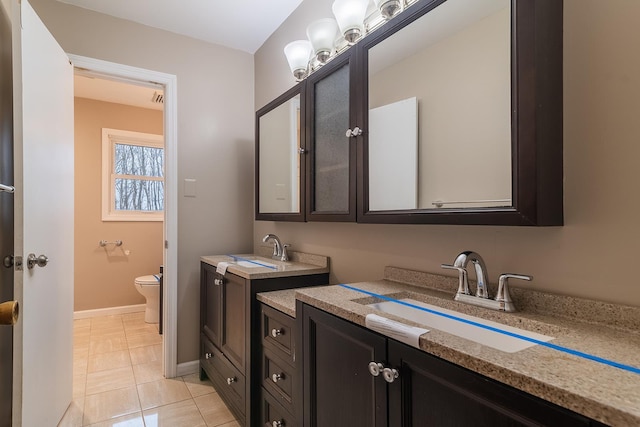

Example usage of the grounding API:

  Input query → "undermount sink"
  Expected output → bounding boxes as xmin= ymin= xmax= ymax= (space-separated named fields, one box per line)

xmin=234 ymin=259 xmax=277 ymax=269
xmin=367 ymin=298 xmax=553 ymax=353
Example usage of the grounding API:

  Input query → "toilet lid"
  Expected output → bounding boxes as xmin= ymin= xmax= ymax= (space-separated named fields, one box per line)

xmin=135 ymin=275 xmax=160 ymax=286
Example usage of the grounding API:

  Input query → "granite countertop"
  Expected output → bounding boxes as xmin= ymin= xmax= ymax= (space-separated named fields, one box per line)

xmin=201 ymin=248 xmax=329 ymax=280
xmin=258 ymin=266 xmax=640 ymax=426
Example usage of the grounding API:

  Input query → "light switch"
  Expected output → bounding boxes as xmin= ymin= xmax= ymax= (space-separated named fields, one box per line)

xmin=184 ymin=179 xmax=196 ymax=197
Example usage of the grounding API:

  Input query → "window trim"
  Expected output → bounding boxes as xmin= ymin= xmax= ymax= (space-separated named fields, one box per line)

xmin=101 ymin=128 xmax=164 ymax=221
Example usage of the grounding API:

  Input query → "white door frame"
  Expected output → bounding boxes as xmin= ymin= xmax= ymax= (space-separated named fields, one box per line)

xmin=69 ymin=54 xmax=179 ymax=378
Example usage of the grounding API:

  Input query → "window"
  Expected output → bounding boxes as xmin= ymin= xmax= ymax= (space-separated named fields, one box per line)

xmin=102 ymin=128 xmax=164 ymax=221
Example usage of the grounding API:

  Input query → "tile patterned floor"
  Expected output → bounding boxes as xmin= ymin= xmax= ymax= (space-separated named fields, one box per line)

xmin=58 ymin=312 xmax=240 ymax=427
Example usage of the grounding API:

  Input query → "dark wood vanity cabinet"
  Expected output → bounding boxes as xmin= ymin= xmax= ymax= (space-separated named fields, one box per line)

xmin=200 ymin=263 xmax=247 ymax=423
xmin=258 ymin=303 xmax=300 ymax=427
xmin=300 ymin=303 xmax=605 ymax=427
xmin=199 ymin=262 xmax=329 ymax=427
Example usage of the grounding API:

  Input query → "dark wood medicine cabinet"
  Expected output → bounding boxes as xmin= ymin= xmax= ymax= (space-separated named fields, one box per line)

xmin=255 ymin=0 xmax=563 ymax=226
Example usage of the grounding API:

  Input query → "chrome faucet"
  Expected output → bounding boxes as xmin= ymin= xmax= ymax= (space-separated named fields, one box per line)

xmin=442 ymin=251 xmax=490 ymax=299
xmin=262 ymin=234 xmax=290 ymax=262
xmin=442 ymin=251 xmax=532 ymax=312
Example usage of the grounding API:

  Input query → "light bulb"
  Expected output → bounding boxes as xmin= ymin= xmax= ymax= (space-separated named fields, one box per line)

xmin=332 ymin=0 xmax=369 ymax=44
xmin=307 ymin=18 xmax=339 ymax=64
xmin=284 ymin=40 xmax=312 ymax=80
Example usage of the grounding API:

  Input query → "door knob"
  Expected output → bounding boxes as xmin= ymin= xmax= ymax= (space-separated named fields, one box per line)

xmin=0 ymin=301 xmax=19 ymax=325
xmin=27 ymin=253 xmax=49 ymax=269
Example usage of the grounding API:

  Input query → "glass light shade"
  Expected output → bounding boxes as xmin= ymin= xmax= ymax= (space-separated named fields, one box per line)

xmin=306 ymin=18 xmax=339 ymax=64
xmin=373 ymin=0 xmax=403 ymax=20
xmin=284 ymin=40 xmax=312 ymax=80
xmin=332 ymin=0 xmax=369 ymax=44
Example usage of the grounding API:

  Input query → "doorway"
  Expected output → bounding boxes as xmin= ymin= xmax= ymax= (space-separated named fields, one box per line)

xmin=70 ymin=55 xmax=179 ymax=379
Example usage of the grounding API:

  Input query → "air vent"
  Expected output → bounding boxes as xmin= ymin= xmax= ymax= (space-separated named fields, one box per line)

xmin=151 ymin=91 xmax=164 ymax=104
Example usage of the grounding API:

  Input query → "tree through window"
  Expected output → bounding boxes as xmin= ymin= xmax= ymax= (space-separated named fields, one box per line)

xmin=102 ymin=128 xmax=164 ymax=221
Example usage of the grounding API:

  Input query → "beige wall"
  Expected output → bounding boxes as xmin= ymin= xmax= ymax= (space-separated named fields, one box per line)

xmin=30 ymin=0 xmax=255 ymax=363
xmin=74 ymin=97 xmax=163 ymax=311
xmin=254 ymin=0 xmax=640 ymax=308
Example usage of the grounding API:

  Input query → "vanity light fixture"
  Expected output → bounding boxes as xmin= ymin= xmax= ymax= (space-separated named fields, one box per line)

xmin=284 ymin=40 xmax=313 ymax=81
xmin=332 ymin=0 xmax=369 ymax=44
xmin=284 ymin=0 xmax=417 ymax=81
xmin=307 ymin=18 xmax=339 ymax=64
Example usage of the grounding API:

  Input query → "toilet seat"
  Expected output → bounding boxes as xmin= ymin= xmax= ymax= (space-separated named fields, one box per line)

xmin=135 ymin=275 xmax=160 ymax=286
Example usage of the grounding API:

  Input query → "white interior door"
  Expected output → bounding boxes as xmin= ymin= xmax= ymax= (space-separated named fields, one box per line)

xmin=15 ymin=1 xmax=74 ymax=425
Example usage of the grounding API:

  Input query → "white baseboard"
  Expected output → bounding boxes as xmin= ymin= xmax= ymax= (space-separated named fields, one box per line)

xmin=176 ymin=360 xmax=200 ymax=377
xmin=74 ymin=304 xmax=146 ymax=319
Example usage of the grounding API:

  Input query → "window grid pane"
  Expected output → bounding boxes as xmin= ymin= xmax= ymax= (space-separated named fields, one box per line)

xmin=114 ymin=143 xmax=164 ymax=178
xmin=114 ymin=178 xmax=164 ymax=211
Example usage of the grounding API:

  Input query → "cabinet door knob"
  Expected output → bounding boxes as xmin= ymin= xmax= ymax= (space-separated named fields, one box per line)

xmin=382 ymin=367 xmax=399 ymax=383
xmin=226 ymin=377 xmax=237 ymax=385
xmin=213 ymin=278 xmax=224 ymax=286
xmin=346 ymin=127 xmax=363 ymax=138
xmin=204 ymin=352 xmax=213 ymax=360
xmin=271 ymin=328 xmax=284 ymax=338
xmin=272 ymin=420 xmax=284 ymax=427
xmin=298 ymin=147 xmax=306 ymax=154
xmin=368 ymin=361 xmax=384 ymax=377
xmin=272 ymin=373 xmax=284 ymax=383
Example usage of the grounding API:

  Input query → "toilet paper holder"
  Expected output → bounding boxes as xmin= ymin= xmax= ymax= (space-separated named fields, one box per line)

xmin=99 ymin=240 xmax=123 ymax=247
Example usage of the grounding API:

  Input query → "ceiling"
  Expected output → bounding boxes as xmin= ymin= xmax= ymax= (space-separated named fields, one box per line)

xmin=74 ymin=75 xmax=164 ymax=111
xmin=56 ymin=0 xmax=304 ymax=54
xmin=67 ymin=0 xmax=305 ymax=108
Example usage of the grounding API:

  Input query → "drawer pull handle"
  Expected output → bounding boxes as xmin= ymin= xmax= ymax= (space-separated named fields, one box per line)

xmin=272 ymin=373 xmax=284 ymax=383
xmin=272 ymin=420 xmax=284 ymax=427
xmin=271 ymin=328 xmax=284 ymax=338
xmin=204 ymin=352 xmax=213 ymax=360
xmin=226 ymin=377 xmax=237 ymax=385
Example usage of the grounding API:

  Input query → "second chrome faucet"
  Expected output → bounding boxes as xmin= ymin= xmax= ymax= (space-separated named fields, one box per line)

xmin=262 ymin=234 xmax=290 ymax=262
xmin=442 ymin=251 xmax=531 ymax=312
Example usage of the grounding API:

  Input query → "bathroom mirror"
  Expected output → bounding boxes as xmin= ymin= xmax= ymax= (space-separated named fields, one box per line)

xmin=255 ymin=83 xmax=306 ymax=221
xmin=358 ymin=0 xmax=563 ymax=225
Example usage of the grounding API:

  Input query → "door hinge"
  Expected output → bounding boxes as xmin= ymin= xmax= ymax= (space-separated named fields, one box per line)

xmin=164 ymin=240 xmax=168 ymax=249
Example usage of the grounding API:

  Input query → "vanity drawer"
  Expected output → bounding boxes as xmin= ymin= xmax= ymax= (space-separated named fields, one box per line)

xmin=262 ymin=347 xmax=295 ymax=409
xmin=200 ymin=335 xmax=245 ymax=415
xmin=261 ymin=388 xmax=297 ymax=427
xmin=261 ymin=304 xmax=296 ymax=363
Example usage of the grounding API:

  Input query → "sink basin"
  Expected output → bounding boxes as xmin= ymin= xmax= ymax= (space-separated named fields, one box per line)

xmin=235 ymin=259 xmax=277 ymax=269
xmin=367 ymin=298 xmax=553 ymax=353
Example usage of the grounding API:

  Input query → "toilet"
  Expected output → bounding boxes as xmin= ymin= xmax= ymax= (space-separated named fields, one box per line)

xmin=134 ymin=275 xmax=161 ymax=323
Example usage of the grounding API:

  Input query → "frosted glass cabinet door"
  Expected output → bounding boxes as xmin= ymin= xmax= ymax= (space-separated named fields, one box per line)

xmin=307 ymin=53 xmax=357 ymax=221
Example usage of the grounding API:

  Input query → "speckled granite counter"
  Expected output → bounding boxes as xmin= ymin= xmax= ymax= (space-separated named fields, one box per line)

xmin=259 ymin=266 xmax=640 ymax=426
xmin=200 ymin=249 xmax=329 ymax=280
xmin=256 ymin=288 xmax=297 ymax=318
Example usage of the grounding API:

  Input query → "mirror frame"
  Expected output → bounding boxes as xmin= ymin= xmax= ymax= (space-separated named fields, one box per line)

xmin=255 ymin=82 xmax=306 ymax=222
xmin=356 ymin=0 xmax=563 ymax=226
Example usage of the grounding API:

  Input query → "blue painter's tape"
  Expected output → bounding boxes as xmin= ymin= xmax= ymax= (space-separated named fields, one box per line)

xmin=339 ymin=284 xmax=640 ymax=376
xmin=225 ymin=254 xmax=278 ymax=270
